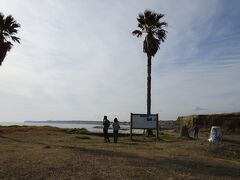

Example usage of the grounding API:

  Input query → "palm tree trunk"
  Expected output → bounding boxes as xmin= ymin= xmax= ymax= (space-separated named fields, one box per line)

xmin=147 ymin=54 xmax=153 ymax=136
xmin=147 ymin=54 xmax=151 ymax=115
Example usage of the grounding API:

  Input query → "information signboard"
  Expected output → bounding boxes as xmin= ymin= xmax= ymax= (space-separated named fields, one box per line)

xmin=130 ymin=113 xmax=159 ymax=140
xmin=131 ymin=114 xmax=158 ymax=129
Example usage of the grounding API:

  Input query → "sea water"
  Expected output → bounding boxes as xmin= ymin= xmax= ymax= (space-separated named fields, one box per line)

xmin=0 ymin=122 xmax=133 ymax=133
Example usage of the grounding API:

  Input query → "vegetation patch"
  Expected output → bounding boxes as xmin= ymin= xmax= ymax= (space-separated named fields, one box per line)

xmin=1 ymin=126 xmax=240 ymax=179
xmin=75 ymin=135 xmax=91 ymax=140
xmin=159 ymin=132 xmax=176 ymax=141
xmin=64 ymin=128 xmax=89 ymax=134
xmin=207 ymin=144 xmax=240 ymax=161
xmin=0 ymin=125 xmax=29 ymax=128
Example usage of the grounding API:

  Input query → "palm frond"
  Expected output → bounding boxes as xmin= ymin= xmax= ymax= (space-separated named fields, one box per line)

xmin=0 ymin=13 xmax=4 ymax=29
xmin=0 ymin=13 xmax=21 ymax=43
xmin=156 ymin=21 xmax=167 ymax=28
xmin=8 ymin=26 xmax=19 ymax=34
xmin=138 ymin=23 xmax=145 ymax=30
xmin=11 ymin=36 xmax=20 ymax=43
xmin=156 ymin=14 xmax=164 ymax=22
xmin=2 ymin=32 xmax=9 ymax=37
xmin=156 ymin=29 xmax=167 ymax=42
xmin=0 ymin=12 xmax=4 ymax=19
xmin=137 ymin=14 xmax=145 ymax=25
xmin=10 ymin=23 xmax=21 ymax=29
xmin=7 ymin=22 xmax=20 ymax=35
xmin=147 ymin=12 xmax=157 ymax=27
xmin=4 ymin=15 xmax=15 ymax=29
xmin=132 ymin=30 xmax=142 ymax=37
xmin=144 ymin=10 xmax=152 ymax=18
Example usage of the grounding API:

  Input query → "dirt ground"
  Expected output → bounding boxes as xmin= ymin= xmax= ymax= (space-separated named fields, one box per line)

xmin=0 ymin=126 xmax=240 ymax=180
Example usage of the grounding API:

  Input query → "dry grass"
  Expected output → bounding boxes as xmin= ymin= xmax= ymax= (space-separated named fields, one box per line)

xmin=0 ymin=126 xmax=240 ymax=179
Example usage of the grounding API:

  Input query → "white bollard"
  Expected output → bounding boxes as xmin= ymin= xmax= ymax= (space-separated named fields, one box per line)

xmin=208 ymin=126 xmax=222 ymax=142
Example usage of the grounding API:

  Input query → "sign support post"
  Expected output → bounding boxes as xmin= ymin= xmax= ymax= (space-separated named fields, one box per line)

xmin=156 ymin=114 xmax=159 ymax=140
xmin=130 ymin=113 xmax=133 ymax=141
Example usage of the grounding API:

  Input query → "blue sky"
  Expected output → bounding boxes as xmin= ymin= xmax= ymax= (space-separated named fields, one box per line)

xmin=0 ymin=0 xmax=240 ymax=121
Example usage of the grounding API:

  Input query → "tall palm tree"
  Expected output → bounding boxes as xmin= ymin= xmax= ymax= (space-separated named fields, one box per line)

xmin=132 ymin=10 xmax=167 ymax=133
xmin=0 ymin=12 xmax=21 ymax=66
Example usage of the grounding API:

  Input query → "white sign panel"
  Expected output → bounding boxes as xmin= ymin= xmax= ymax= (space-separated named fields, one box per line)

xmin=131 ymin=114 xmax=158 ymax=129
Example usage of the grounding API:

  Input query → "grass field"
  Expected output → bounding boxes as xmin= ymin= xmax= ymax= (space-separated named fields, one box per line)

xmin=0 ymin=126 xmax=240 ymax=179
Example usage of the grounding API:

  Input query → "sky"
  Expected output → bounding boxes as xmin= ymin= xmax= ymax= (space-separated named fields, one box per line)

xmin=0 ymin=0 xmax=240 ymax=122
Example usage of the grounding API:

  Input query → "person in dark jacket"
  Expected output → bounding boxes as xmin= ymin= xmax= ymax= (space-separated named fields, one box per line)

xmin=103 ymin=115 xmax=110 ymax=143
xmin=193 ymin=124 xmax=199 ymax=139
xmin=112 ymin=118 xmax=120 ymax=143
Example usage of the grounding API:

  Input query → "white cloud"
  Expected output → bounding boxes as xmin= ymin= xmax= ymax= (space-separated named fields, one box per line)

xmin=0 ymin=0 xmax=240 ymax=121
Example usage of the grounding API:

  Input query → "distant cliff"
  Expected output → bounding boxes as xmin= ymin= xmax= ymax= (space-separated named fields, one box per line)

xmin=176 ymin=112 xmax=240 ymax=133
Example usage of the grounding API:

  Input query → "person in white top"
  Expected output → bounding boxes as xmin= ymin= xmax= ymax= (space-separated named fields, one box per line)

xmin=112 ymin=118 xmax=120 ymax=143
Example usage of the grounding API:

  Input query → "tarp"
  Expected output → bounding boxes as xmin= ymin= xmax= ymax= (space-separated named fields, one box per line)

xmin=208 ymin=126 xmax=222 ymax=142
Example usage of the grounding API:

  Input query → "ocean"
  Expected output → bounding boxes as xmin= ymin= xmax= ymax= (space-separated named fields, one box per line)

xmin=0 ymin=122 xmax=135 ymax=133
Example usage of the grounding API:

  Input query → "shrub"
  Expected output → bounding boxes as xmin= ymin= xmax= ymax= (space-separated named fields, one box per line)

xmin=64 ymin=128 xmax=89 ymax=134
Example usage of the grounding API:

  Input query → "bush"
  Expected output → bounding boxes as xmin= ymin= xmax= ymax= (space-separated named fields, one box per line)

xmin=64 ymin=128 xmax=89 ymax=134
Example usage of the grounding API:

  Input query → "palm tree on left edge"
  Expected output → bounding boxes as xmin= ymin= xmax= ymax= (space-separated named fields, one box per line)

xmin=0 ymin=12 xmax=21 ymax=66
